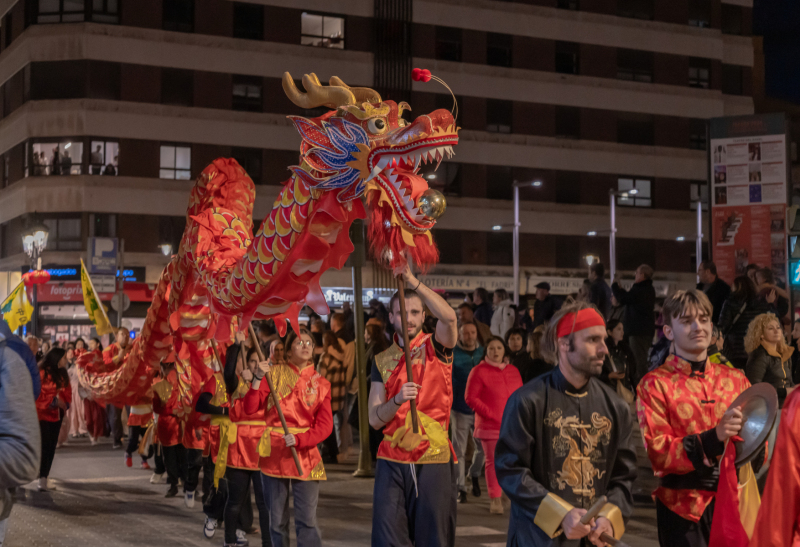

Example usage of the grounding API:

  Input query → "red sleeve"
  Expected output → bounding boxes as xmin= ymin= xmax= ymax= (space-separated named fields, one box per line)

xmin=102 ymin=346 xmax=115 ymax=366
xmin=152 ymin=395 xmax=166 ymax=415
xmin=60 ymin=380 xmax=72 ymax=405
xmin=242 ymin=377 xmax=270 ymax=415
xmin=465 ymin=366 xmax=492 ymax=418
xmin=295 ymin=389 xmax=333 ymax=449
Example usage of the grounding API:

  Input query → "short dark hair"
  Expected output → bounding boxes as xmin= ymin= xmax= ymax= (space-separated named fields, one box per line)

xmin=590 ymin=263 xmax=605 ymax=278
xmin=638 ymin=264 xmax=654 ymax=280
xmin=484 ymin=336 xmax=508 ymax=361
xmin=745 ymin=263 xmax=760 ymax=273
xmin=457 ymin=302 xmax=472 ymax=310
xmin=389 ymin=289 xmax=421 ymax=315
xmin=731 ymin=275 xmax=757 ymax=301
xmin=541 ymin=299 xmax=603 ymax=364
xmin=284 ymin=327 xmax=313 ymax=358
xmin=700 ymin=261 xmax=717 ymax=275
xmin=504 ymin=327 xmax=526 ymax=346
xmin=474 ymin=287 xmax=489 ymax=302
xmin=494 ymin=288 xmax=509 ymax=301
xmin=757 ymin=267 xmax=775 ymax=284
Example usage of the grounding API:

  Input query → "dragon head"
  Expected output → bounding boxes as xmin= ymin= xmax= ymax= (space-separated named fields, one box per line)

xmin=283 ymin=73 xmax=458 ymax=270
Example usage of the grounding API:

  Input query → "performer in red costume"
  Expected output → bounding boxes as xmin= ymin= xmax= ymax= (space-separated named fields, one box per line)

xmin=124 ymin=391 xmax=153 ymax=469
xmin=152 ymin=361 xmax=185 ymax=498
xmin=637 ymin=290 xmax=750 ymax=547
xmin=368 ymin=264 xmax=459 ymax=547
xmin=103 ymin=328 xmax=132 ymax=449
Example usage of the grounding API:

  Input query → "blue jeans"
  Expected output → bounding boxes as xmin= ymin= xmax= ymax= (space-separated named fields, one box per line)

xmin=261 ymin=474 xmax=321 ymax=547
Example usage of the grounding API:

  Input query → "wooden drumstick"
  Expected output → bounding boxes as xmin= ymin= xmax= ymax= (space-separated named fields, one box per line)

xmin=580 ymin=495 xmax=608 ymax=525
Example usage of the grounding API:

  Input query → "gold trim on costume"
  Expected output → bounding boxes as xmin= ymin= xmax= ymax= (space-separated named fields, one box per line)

xmin=375 ymin=344 xmax=403 ymax=383
xmin=266 ymin=365 xmax=300 ymax=411
xmin=534 ymin=493 xmax=573 ymax=538
xmin=598 ymin=503 xmax=625 ymax=539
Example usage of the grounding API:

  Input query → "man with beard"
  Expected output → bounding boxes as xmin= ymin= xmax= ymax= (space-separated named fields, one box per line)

xmin=637 ymin=290 xmax=749 ymax=547
xmin=368 ymin=263 xmax=458 ymax=547
xmin=495 ymin=301 xmax=636 ymax=546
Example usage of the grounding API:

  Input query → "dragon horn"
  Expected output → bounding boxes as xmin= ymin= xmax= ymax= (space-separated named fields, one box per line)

xmin=328 ymin=76 xmax=382 ymax=104
xmin=282 ymin=72 xmax=357 ymax=109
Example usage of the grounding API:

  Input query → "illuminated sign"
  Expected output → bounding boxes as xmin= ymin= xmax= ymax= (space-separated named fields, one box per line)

xmin=46 ymin=268 xmax=78 ymax=277
xmin=792 ymin=262 xmax=800 ymax=286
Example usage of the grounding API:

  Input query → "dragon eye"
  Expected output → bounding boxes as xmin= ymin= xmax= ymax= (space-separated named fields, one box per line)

xmin=368 ymin=118 xmax=388 ymax=135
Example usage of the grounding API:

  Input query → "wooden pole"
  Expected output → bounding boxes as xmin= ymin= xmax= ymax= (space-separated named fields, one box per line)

xmin=248 ymin=323 xmax=304 ymax=475
xmin=209 ymin=338 xmax=222 ymax=372
xmin=396 ymin=276 xmax=419 ymax=434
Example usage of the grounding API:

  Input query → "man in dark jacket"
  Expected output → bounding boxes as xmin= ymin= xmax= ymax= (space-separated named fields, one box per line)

xmin=612 ymin=264 xmax=656 ymax=388
xmin=472 ymin=287 xmax=493 ymax=327
xmin=588 ymin=263 xmax=613 ymax=319
xmin=532 ymin=282 xmax=560 ymax=330
xmin=696 ymin=261 xmax=731 ymax=324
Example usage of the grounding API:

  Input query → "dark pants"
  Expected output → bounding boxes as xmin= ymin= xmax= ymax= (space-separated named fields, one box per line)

xmin=202 ymin=456 xmax=214 ymax=500
xmin=39 ymin=420 xmax=62 ymax=478
xmin=107 ymin=404 xmax=123 ymax=444
xmin=321 ymin=430 xmax=338 ymax=462
xmin=628 ymin=335 xmax=652 ymax=388
xmin=184 ymin=448 xmax=203 ymax=493
xmin=656 ymin=498 xmax=714 ymax=547
xmin=125 ymin=425 xmax=151 ymax=461
xmin=371 ymin=459 xmax=457 ymax=547
xmin=262 ymin=474 xmax=321 ymax=547
xmin=162 ymin=444 xmax=186 ymax=487
xmin=154 ymin=444 xmax=166 ymax=474
xmin=225 ymin=468 xmax=271 ymax=546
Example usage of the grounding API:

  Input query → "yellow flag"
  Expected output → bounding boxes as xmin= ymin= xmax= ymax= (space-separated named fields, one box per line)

xmin=0 ymin=282 xmax=33 ymax=332
xmin=80 ymin=258 xmax=114 ymax=335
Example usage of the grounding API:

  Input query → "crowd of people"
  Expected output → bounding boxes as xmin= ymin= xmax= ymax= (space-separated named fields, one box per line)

xmin=1 ymin=258 xmax=800 ymax=546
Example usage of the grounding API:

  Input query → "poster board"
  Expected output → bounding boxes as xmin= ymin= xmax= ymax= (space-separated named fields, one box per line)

xmin=709 ymin=113 xmax=789 ymax=286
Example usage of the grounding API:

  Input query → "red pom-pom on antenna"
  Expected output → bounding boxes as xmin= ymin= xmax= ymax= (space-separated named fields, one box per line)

xmin=412 ymin=68 xmax=422 ymax=81
xmin=412 ymin=68 xmax=432 ymax=82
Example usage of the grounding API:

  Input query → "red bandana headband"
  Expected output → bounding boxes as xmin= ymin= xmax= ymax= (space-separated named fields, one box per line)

xmin=556 ymin=308 xmax=606 ymax=338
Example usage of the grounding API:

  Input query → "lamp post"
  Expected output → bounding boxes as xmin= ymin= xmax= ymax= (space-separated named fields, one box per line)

xmin=512 ymin=180 xmax=542 ymax=306
xmin=695 ymin=200 xmax=704 ymax=283
xmin=22 ymin=219 xmax=50 ymax=337
xmin=608 ymin=188 xmax=638 ymax=282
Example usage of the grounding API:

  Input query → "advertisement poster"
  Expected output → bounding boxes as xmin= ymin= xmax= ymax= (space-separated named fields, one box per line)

xmin=710 ymin=114 xmax=788 ymax=285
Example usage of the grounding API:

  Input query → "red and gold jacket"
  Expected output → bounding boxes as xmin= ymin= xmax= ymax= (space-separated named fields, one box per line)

xmin=127 ymin=393 xmax=153 ymax=427
xmin=102 ymin=344 xmax=128 ymax=367
xmin=36 ymin=369 xmax=72 ymax=422
xmin=636 ymin=355 xmax=750 ymax=522
xmin=242 ymin=362 xmax=332 ymax=481
xmin=152 ymin=370 xmax=182 ymax=447
xmin=201 ymin=372 xmax=231 ymax=462
xmin=373 ymin=331 xmax=455 ymax=464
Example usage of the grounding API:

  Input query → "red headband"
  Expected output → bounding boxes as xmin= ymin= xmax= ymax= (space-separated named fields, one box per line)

xmin=556 ymin=308 xmax=606 ymax=338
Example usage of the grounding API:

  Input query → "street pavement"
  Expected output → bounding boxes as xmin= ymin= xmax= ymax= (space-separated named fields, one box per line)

xmin=6 ymin=436 xmax=660 ymax=546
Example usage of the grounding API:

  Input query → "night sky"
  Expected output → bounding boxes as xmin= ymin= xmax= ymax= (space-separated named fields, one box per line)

xmin=754 ymin=0 xmax=800 ymax=103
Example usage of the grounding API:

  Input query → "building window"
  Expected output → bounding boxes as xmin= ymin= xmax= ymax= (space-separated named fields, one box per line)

xmin=89 ymin=140 xmax=118 ymax=175
xmin=486 ymin=165 xmax=513 ymax=200
xmin=160 ymin=144 xmax=191 ymax=180
xmin=617 ymin=113 xmax=654 ymax=145
xmin=688 ymin=0 xmax=711 ymax=28
xmin=557 ymin=0 xmax=579 ymax=10
xmin=617 ymin=177 xmax=651 ymax=207
xmin=689 ymin=119 xmax=707 ymax=150
xmin=232 ymin=76 xmax=262 ymax=112
xmin=689 ymin=58 xmax=711 ymax=89
xmin=43 ymin=218 xmax=82 ymax=250
xmin=232 ymin=147 xmax=262 ymax=185
xmin=2 ymin=153 xmax=9 ymax=188
xmin=91 ymin=0 xmax=119 ymax=24
xmin=36 ymin=0 xmax=86 ymax=24
xmin=556 ymin=171 xmax=580 ymax=204
xmin=618 ymin=0 xmax=653 ymax=20
xmin=161 ymin=68 xmax=193 ymax=106
xmin=31 ymin=141 xmax=83 ymax=175
xmin=435 ymin=26 xmax=461 ymax=62
xmin=555 ymin=41 xmax=579 ymax=75
xmin=617 ymin=49 xmax=653 ymax=83
xmin=487 ymin=33 xmax=512 ymax=68
xmin=233 ymin=2 xmax=264 ymax=40
xmin=163 ymin=0 xmax=194 ymax=33
xmin=301 ymin=12 xmax=344 ymax=49
xmin=421 ymin=161 xmax=461 ymax=196
xmin=555 ymin=106 xmax=580 ymax=139
xmin=3 ymin=12 xmax=12 ymax=48
xmin=722 ymin=64 xmax=743 ymax=95
xmin=690 ymin=181 xmax=709 ymax=210
xmin=721 ymin=5 xmax=743 ymax=35
xmin=486 ymin=99 xmax=512 ymax=133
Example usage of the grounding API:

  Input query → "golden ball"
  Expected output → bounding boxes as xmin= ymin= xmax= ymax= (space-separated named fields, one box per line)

xmin=418 ymin=189 xmax=447 ymax=220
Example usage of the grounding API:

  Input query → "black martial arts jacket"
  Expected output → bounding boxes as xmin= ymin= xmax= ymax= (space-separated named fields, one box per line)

xmin=495 ymin=367 xmax=637 ymax=546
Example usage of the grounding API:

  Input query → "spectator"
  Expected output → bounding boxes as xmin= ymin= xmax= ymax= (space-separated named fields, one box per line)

xmin=35 ymin=348 xmax=71 ymax=492
xmin=367 ymin=299 xmax=390 ymax=332
xmin=611 ymin=264 xmax=656 ymax=387
xmin=361 ymin=324 xmax=389 ymax=459
xmin=588 ymin=263 xmax=613 ymax=319
xmin=745 ymin=263 xmax=760 ymax=284
xmin=718 ymin=275 xmax=772 ymax=369
xmin=531 ymin=282 xmax=559 ymax=330
xmin=756 ymin=267 xmax=789 ymax=319
xmin=27 ymin=336 xmax=41 ymax=360
xmin=65 ymin=346 xmax=87 ymax=440
xmin=457 ymin=303 xmax=492 ymax=346
xmin=744 ymin=313 xmax=796 ymax=408
xmin=696 ymin=261 xmax=731 ymax=324
xmin=708 ymin=325 xmax=732 ymax=367
xmin=88 ymin=337 xmax=102 ymax=352
xmin=472 ymin=288 xmax=493 ymax=327
xmin=0 ymin=322 xmax=41 ymax=544
xmin=450 ymin=322 xmax=485 ymax=503
xmin=465 ymin=337 xmax=522 ymax=515
xmin=600 ymin=320 xmax=634 ymax=403
xmin=504 ymin=327 xmax=526 ymax=362
xmin=490 ymin=288 xmax=515 ymax=339
xmin=317 ymin=314 xmax=354 ymax=463
xmin=510 ymin=326 xmax=553 ymax=384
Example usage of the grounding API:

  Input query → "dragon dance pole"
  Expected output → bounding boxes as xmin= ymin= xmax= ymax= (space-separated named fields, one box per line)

xmin=396 ymin=275 xmax=420 ymax=435
xmin=248 ymin=323 xmax=304 ymax=475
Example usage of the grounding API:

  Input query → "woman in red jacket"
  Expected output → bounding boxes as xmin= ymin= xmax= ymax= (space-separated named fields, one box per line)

xmin=243 ymin=328 xmax=332 ymax=547
xmin=465 ymin=336 xmax=522 ymax=515
xmin=35 ymin=348 xmax=71 ymax=492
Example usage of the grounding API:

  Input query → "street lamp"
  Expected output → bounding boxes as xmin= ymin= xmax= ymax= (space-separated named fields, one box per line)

xmin=22 ymin=218 xmax=49 ymax=336
xmin=159 ymin=243 xmax=173 ymax=256
xmin=608 ymin=188 xmax=638 ymax=282
xmin=512 ymin=180 xmax=542 ymax=306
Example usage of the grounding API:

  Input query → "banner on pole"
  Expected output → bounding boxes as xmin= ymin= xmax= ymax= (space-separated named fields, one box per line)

xmin=80 ymin=258 xmax=114 ymax=335
xmin=0 ymin=282 xmax=33 ymax=332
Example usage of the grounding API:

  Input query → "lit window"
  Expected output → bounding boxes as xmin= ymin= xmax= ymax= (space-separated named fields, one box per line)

xmin=617 ymin=178 xmax=651 ymax=207
xmin=301 ymin=13 xmax=344 ymax=49
xmin=31 ymin=141 xmax=83 ymax=175
xmin=90 ymin=141 xmax=119 ymax=175
xmin=160 ymin=145 xmax=191 ymax=180
xmin=37 ymin=0 xmax=86 ymax=24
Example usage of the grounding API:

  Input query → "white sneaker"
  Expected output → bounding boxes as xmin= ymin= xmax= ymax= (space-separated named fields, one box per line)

xmin=235 ymin=530 xmax=249 ymax=546
xmin=203 ymin=517 xmax=217 ymax=539
xmin=150 ymin=473 xmax=164 ymax=484
xmin=184 ymin=491 xmax=195 ymax=508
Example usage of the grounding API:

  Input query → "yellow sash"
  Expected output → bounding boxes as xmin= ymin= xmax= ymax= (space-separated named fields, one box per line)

xmin=383 ymin=411 xmax=449 ymax=454
xmin=211 ymin=416 xmax=265 ymax=487
xmin=257 ymin=426 xmax=309 ymax=458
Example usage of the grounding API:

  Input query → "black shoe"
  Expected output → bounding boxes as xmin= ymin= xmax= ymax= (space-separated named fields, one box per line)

xmin=165 ymin=485 xmax=178 ymax=498
xmin=457 ymin=490 xmax=467 ymax=503
xmin=471 ymin=477 xmax=481 ymax=497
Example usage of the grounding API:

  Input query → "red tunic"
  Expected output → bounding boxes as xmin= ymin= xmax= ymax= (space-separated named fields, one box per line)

xmin=636 ymin=355 xmax=750 ymax=522
xmin=153 ymin=370 xmax=182 ymax=447
xmin=227 ymin=381 xmax=264 ymax=471
xmin=374 ymin=332 xmax=455 ymax=464
xmin=36 ymin=370 xmax=72 ymax=422
xmin=464 ymin=361 xmax=523 ymax=440
xmin=127 ymin=394 xmax=153 ymax=427
xmin=102 ymin=344 xmax=124 ymax=366
xmin=242 ymin=363 xmax=332 ymax=481
xmin=201 ymin=372 xmax=231 ymax=462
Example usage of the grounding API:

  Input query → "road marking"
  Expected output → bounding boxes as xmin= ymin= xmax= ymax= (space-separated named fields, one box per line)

xmin=456 ymin=526 xmax=504 ymax=536
xmin=481 ymin=543 xmax=507 ymax=547
xmin=57 ymin=475 xmax=151 ymax=484
xmin=351 ymin=502 xmax=373 ymax=509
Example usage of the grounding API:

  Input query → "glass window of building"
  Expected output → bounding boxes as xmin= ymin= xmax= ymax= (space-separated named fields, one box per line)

xmin=555 ymin=41 xmax=580 ymax=75
xmin=301 ymin=13 xmax=344 ymax=49
xmin=43 ymin=218 xmax=82 ymax=250
xmin=688 ymin=0 xmax=711 ymax=28
xmin=232 ymin=76 xmax=262 ymax=112
xmin=618 ymin=0 xmax=653 ymax=20
xmin=617 ymin=49 xmax=653 ymax=83
xmin=233 ymin=2 xmax=264 ymax=40
xmin=161 ymin=68 xmax=193 ymax=106
xmin=486 ymin=99 xmax=512 ymax=134
xmin=555 ymin=106 xmax=580 ymax=139
xmin=160 ymin=145 xmax=191 ymax=180
xmin=31 ymin=141 xmax=83 ymax=175
xmin=689 ymin=119 xmax=707 ymax=150
xmin=163 ymin=0 xmax=194 ymax=32
xmin=91 ymin=0 xmax=119 ymax=24
xmin=435 ymin=26 xmax=461 ymax=62
xmin=90 ymin=141 xmax=119 ymax=175
xmin=36 ymin=0 xmax=86 ymax=24
xmin=721 ymin=5 xmax=743 ymax=35
xmin=690 ymin=182 xmax=709 ymax=210
xmin=617 ymin=178 xmax=651 ymax=207
xmin=557 ymin=0 xmax=579 ymax=10
xmin=232 ymin=147 xmax=262 ymax=185
xmin=487 ymin=33 xmax=512 ymax=68
xmin=689 ymin=58 xmax=711 ymax=89
xmin=722 ymin=64 xmax=744 ymax=95
xmin=617 ymin=113 xmax=654 ymax=145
